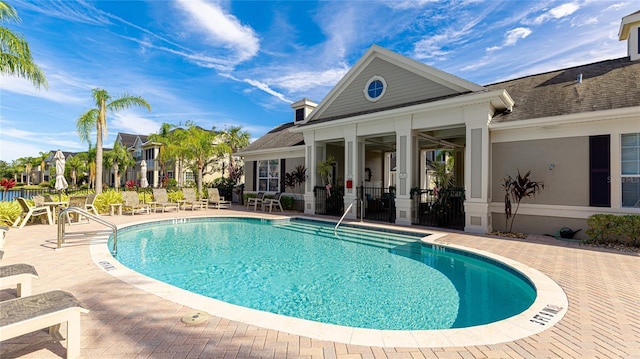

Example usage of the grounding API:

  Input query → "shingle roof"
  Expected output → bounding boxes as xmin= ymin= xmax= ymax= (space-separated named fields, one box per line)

xmin=118 ymin=133 xmax=139 ymax=147
xmin=487 ymin=57 xmax=640 ymax=122
xmin=238 ymin=122 xmax=304 ymax=153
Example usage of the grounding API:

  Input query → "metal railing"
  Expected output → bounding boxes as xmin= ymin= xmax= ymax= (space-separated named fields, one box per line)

xmin=57 ymin=207 xmax=118 ymax=255
xmin=334 ymin=198 xmax=363 ymax=235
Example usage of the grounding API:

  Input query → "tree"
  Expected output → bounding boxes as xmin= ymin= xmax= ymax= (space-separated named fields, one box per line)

xmin=502 ymin=169 xmax=544 ymax=233
xmin=148 ymin=123 xmax=181 ymax=187
xmin=222 ymin=126 xmax=250 ymax=177
xmin=76 ymin=88 xmax=151 ymax=194
xmin=66 ymin=154 xmax=85 ymax=187
xmin=0 ymin=1 xmax=47 ymax=88
xmin=284 ymin=165 xmax=306 ymax=195
xmin=181 ymin=122 xmax=229 ymax=197
xmin=104 ymin=141 xmax=135 ymax=190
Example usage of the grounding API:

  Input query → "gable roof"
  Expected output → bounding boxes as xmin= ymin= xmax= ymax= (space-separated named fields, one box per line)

xmin=117 ymin=133 xmax=140 ymax=148
xmin=237 ymin=122 xmax=303 ymax=154
xmin=487 ymin=57 xmax=640 ymax=123
xmin=306 ymin=45 xmax=485 ymax=123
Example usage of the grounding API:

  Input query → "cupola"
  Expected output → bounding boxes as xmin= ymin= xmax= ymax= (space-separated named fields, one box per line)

xmin=291 ymin=98 xmax=317 ymax=125
xmin=619 ymin=11 xmax=640 ymax=61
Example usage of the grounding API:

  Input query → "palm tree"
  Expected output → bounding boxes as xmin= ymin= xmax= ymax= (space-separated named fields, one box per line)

xmin=148 ymin=123 xmax=180 ymax=187
xmin=182 ymin=122 xmax=229 ymax=196
xmin=0 ymin=1 xmax=47 ymax=88
xmin=104 ymin=141 xmax=135 ymax=190
xmin=66 ymin=155 xmax=84 ymax=187
xmin=76 ymin=88 xmax=151 ymax=194
xmin=222 ymin=126 xmax=250 ymax=176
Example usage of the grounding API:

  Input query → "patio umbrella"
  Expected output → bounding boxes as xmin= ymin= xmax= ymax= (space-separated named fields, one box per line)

xmin=140 ymin=160 xmax=148 ymax=202
xmin=54 ymin=150 xmax=68 ymax=202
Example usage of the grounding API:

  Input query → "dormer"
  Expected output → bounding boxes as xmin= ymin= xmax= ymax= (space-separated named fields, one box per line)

xmin=291 ymin=98 xmax=317 ymax=125
xmin=619 ymin=11 xmax=640 ymax=61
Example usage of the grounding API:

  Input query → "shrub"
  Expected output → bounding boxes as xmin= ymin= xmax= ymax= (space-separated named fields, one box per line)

xmin=0 ymin=201 xmax=22 ymax=226
xmin=586 ymin=214 xmax=640 ymax=247
xmin=38 ymin=181 xmax=50 ymax=188
xmin=280 ymin=195 xmax=295 ymax=210
xmin=94 ymin=190 xmax=123 ymax=214
xmin=168 ymin=190 xmax=183 ymax=202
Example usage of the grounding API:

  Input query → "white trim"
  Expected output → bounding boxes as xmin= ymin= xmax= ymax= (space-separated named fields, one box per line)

xmin=292 ymin=89 xmax=512 ymax=133
xmin=237 ymin=146 xmax=305 ymax=158
xmin=489 ymin=106 xmax=640 ymax=131
xmin=364 ymin=75 xmax=387 ymax=102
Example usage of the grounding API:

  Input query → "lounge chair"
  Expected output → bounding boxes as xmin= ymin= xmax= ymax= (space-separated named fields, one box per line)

xmin=121 ymin=192 xmax=150 ymax=215
xmin=0 ymin=263 xmax=38 ymax=297
xmin=13 ymin=197 xmax=53 ymax=229
xmin=207 ymin=188 xmax=231 ymax=209
xmin=151 ymin=189 xmax=180 ymax=213
xmin=85 ymin=193 xmax=99 ymax=216
xmin=181 ymin=188 xmax=206 ymax=210
xmin=246 ymin=192 xmax=265 ymax=211
xmin=264 ymin=192 xmax=284 ymax=212
xmin=0 ymin=290 xmax=89 ymax=359
xmin=65 ymin=196 xmax=90 ymax=224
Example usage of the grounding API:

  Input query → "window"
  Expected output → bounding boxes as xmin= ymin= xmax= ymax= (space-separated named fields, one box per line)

xmin=145 ymin=148 xmax=154 ymax=160
xmin=295 ymin=108 xmax=305 ymax=122
xmin=621 ymin=133 xmax=640 ymax=207
xmin=258 ymin=159 xmax=279 ymax=192
xmin=185 ymin=171 xmax=194 ymax=182
xmin=364 ymin=76 xmax=387 ymax=102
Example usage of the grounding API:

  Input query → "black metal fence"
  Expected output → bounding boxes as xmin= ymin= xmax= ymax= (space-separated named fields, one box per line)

xmin=0 ymin=188 xmax=94 ymax=202
xmin=358 ymin=186 xmax=396 ymax=223
xmin=314 ymin=186 xmax=344 ymax=216
xmin=412 ymin=188 xmax=465 ymax=230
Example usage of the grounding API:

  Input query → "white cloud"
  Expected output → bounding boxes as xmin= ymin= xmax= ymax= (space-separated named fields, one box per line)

xmin=110 ymin=112 xmax=161 ymax=136
xmin=0 ymin=76 xmax=84 ymax=104
xmin=532 ymin=2 xmax=580 ymax=24
xmin=486 ymin=27 xmax=531 ymax=52
xmin=174 ymin=0 xmax=260 ymax=64
xmin=272 ymin=67 xmax=349 ymax=94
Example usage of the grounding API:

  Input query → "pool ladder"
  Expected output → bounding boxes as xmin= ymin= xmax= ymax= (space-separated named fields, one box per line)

xmin=334 ymin=198 xmax=363 ymax=235
xmin=57 ymin=207 xmax=118 ymax=255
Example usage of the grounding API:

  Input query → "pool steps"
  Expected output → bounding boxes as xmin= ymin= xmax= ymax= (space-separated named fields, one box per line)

xmin=273 ymin=221 xmax=425 ymax=255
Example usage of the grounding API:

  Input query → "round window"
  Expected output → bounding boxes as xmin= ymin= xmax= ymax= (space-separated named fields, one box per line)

xmin=364 ymin=76 xmax=386 ymax=102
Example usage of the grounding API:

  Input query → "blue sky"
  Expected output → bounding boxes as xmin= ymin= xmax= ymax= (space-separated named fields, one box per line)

xmin=0 ymin=0 xmax=636 ymax=162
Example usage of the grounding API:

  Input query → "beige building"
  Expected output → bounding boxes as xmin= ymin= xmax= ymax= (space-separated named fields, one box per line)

xmin=238 ymin=12 xmax=640 ymax=237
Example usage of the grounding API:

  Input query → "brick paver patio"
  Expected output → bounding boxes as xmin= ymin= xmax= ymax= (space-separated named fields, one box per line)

xmin=1 ymin=206 xmax=639 ymax=358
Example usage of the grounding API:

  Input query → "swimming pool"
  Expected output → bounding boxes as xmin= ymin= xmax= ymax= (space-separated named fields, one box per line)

xmin=110 ymin=217 xmax=536 ymax=331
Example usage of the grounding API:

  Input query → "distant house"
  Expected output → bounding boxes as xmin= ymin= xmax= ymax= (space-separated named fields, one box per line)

xmin=237 ymin=12 xmax=640 ymax=236
xmin=111 ymin=131 xmax=229 ymax=189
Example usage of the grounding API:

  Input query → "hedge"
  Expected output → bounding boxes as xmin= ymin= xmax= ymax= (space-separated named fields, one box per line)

xmin=586 ymin=214 xmax=640 ymax=247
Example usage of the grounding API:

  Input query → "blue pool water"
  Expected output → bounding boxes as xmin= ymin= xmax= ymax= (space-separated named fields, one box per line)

xmin=111 ymin=218 xmax=536 ymax=330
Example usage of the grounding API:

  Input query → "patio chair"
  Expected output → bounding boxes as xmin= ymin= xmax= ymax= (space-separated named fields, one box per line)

xmin=264 ymin=192 xmax=284 ymax=212
xmin=246 ymin=192 xmax=265 ymax=211
xmin=85 ymin=193 xmax=99 ymax=216
xmin=207 ymin=188 xmax=231 ymax=209
xmin=13 ymin=197 xmax=53 ymax=229
xmin=181 ymin=188 xmax=206 ymax=210
xmin=151 ymin=189 xmax=180 ymax=213
xmin=65 ymin=196 xmax=90 ymax=225
xmin=121 ymin=191 xmax=150 ymax=215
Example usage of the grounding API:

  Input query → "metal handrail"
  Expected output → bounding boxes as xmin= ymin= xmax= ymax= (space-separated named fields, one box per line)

xmin=58 ymin=207 xmax=118 ymax=255
xmin=334 ymin=198 xmax=363 ymax=235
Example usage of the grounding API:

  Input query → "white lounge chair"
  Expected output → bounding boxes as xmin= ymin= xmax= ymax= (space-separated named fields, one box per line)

xmin=13 ymin=197 xmax=53 ymax=229
xmin=246 ymin=192 xmax=265 ymax=211
xmin=0 ymin=290 xmax=89 ymax=359
xmin=264 ymin=192 xmax=284 ymax=212
xmin=207 ymin=188 xmax=231 ymax=209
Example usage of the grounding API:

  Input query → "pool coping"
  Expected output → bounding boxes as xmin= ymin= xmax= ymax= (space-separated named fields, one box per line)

xmin=89 ymin=214 xmax=568 ymax=348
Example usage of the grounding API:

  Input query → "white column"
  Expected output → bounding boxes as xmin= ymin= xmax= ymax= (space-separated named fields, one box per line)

xmin=464 ymin=117 xmax=492 ymax=233
xmin=395 ymin=122 xmax=414 ymax=226
xmin=303 ymin=132 xmax=317 ymax=214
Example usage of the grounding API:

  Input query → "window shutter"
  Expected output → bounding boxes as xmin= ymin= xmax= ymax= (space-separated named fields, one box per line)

xmin=589 ymin=135 xmax=610 ymax=207
xmin=280 ymin=159 xmax=286 ymax=192
xmin=252 ymin=161 xmax=257 ymax=191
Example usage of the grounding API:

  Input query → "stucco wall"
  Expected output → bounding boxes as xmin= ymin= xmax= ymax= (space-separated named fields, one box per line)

xmin=492 ymin=212 xmax=588 ymax=239
xmin=491 ymin=137 xmax=589 ymax=206
xmin=284 ymin=157 xmax=305 ymax=195
xmin=364 ymin=150 xmax=384 ymax=185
